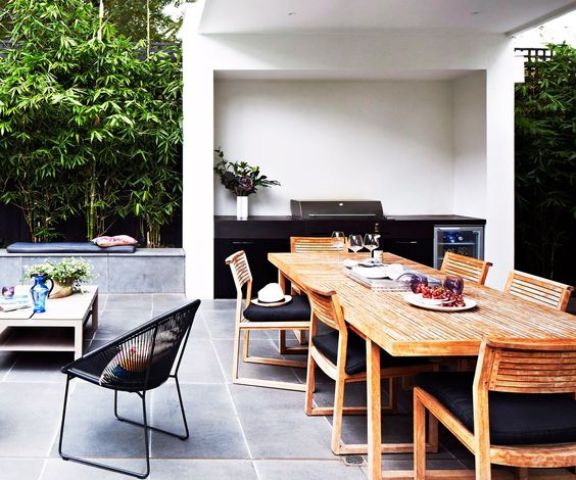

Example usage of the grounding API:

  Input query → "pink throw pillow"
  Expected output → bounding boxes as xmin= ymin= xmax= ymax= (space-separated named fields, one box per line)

xmin=92 ymin=235 xmax=138 ymax=248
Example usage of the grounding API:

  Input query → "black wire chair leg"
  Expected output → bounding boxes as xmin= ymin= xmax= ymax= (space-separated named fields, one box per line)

xmin=114 ymin=375 xmax=189 ymax=440
xmin=59 ymin=382 xmax=150 ymax=479
xmin=58 ymin=375 xmax=72 ymax=459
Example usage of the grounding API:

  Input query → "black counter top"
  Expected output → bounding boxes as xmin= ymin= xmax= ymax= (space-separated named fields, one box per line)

xmin=214 ymin=215 xmax=485 ymax=239
xmin=386 ymin=215 xmax=485 ymax=222
xmin=215 ymin=215 xmax=485 ymax=223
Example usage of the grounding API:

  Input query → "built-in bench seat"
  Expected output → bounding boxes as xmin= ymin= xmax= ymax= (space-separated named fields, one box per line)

xmin=0 ymin=246 xmax=185 ymax=294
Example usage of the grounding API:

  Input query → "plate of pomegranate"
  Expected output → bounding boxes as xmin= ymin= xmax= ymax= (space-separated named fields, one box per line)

xmin=404 ymin=285 xmax=477 ymax=312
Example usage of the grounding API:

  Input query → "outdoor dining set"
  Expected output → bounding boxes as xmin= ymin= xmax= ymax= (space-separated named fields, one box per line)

xmin=226 ymin=235 xmax=576 ymax=480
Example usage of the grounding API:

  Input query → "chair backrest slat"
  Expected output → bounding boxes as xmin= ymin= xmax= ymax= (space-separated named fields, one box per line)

xmin=440 ymin=251 xmax=492 ymax=285
xmin=226 ymin=250 xmax=253 ymax=298
xmin=290 ymin=237 xmax=340 ymax=253
xmin=306 ymin=287 xmax=345 ymax=332
xmin=504 ymin=270 xmax=573 ymax=311
xmin=477 ymin=339 xmax=576 ymax=395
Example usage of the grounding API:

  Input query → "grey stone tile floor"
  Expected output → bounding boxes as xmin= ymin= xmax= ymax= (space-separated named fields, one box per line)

xmin=0 ymin=295 xmax=482 ymax=479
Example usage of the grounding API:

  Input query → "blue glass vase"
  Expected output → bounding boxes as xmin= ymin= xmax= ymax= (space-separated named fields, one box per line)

xmin=30 ymin=274 xmax=54 ymax=313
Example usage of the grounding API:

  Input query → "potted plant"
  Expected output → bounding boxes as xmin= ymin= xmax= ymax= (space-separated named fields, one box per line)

xmin=214 ymin=149 xmax=280 ymax=220
xmin=24 ymin=258 xmax=92 ymax=298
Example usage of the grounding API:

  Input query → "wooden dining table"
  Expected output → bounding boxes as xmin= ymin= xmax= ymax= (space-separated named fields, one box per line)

xmin=268 ymin=251 xmax=576 ymax=480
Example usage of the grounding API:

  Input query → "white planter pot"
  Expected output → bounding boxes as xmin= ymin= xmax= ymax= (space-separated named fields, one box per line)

xmin=236 ymin=196 xmax=248 ymax=220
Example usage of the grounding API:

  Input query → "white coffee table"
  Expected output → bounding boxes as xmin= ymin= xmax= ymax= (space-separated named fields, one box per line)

xmin=0 ymin=286 xmax=98 ymax=359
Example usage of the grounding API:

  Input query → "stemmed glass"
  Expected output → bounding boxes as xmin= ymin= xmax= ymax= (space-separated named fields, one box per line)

xmin=363 ymin=234 xmax=380 ymax=257
xmin=348 ymin=234 xmax=364 ymax=258
xmin=331 ymin=231 xmax=345 ymax=263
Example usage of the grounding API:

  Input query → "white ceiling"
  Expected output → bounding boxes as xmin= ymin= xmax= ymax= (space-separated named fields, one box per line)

xmin=199 ymin=0 xmax=576 ymax=35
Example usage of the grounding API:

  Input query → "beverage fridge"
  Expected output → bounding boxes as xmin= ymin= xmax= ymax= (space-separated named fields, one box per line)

xmin=433 ymin=225 xmax=485 ymax=270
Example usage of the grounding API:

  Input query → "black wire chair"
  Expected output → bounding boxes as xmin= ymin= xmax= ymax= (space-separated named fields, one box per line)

xmin=58 ymin=299 xmax=201 ymax=479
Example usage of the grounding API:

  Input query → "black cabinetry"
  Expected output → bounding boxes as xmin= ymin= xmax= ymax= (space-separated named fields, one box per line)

xmin=215 ymin=238 xmax=290 ymax=299
xmin=214 ymin=215 xmax=485 ymax=298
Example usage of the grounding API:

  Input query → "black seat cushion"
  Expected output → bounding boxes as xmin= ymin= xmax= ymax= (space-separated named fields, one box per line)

xmin=415 ymin=372 xmax=576 ymax=446
xmin=313 ymin=330 xmax=426 ymax=375
xmin=243 ymin=295 xmax=310 ymax=322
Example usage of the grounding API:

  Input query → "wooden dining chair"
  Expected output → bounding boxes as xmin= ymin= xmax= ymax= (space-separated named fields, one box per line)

xmin=305 ymin=285 xmax=438 ymax=455
xmin=286 ymin=236 xmax=342 ymax=350
xmin=225 ymin=250 xmax=310 ymax=391
xmin=290 ymin=236 xmax=341 ymax=253
xmin=440 ymin=251 xmax=492 ymax=285
xmin=504 ymin=270 xmax=573 ymax=311
xmin=414 ymin=338 xmax=576 ymax=480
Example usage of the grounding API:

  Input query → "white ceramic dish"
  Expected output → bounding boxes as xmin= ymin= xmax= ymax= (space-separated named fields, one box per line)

xmin=403 ymin=293 xmax=477 ymax=312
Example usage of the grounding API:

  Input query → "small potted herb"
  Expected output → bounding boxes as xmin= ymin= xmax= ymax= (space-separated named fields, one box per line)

xmin=214 ymin=148 xmax=280 ymax=219
xmin=24 ymin=258 xmax=92 ymax=298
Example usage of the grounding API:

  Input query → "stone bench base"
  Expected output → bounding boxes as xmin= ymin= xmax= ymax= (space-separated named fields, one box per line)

xmin=0 ymin=248 xmax=185 ymax=294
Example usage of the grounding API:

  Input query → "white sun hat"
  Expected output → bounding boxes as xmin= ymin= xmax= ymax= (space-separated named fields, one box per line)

xmin=258 ymin=283 xmax=286 ymax=303
xmin=252 ymin=283 xmax=292 ymax=307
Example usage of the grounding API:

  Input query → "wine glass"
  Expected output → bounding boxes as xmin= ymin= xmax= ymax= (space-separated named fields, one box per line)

xmin=331 ymin=231 xmax=345 ymax=250
xmin=331 ymin=231 xmax=345 ymax=263
xmin=363 ymin=234 xmax=380 ymax=257
xmin=348 ymin=234 xmax=364 ymax=258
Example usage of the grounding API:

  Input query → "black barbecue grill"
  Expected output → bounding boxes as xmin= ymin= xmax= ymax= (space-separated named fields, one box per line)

xmin=290 ymin=200 xmax=385 ymax=219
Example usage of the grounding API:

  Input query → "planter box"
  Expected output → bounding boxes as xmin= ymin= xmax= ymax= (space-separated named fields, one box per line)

xmin=0 ymin=248 xmax=185 ymax=294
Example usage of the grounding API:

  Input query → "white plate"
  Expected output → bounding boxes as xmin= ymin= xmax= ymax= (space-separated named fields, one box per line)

xmin=404 ymin=293 xmax=477 ymax=312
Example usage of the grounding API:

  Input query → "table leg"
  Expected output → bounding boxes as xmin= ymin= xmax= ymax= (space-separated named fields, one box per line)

xmin=366 ymin=338 xmax=382 ymax=480
xmin=74 ymin=324 xmax=83 ymax=360
xmin=91 ymin=294 xmax=99 ymax=331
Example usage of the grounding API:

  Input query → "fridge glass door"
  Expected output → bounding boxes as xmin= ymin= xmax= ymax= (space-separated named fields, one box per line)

xmin=434 ymin=226 xmax=484 ymax=269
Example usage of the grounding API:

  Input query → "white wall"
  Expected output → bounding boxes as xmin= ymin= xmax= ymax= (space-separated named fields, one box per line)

xmin=215 ymin=80 xmax=454 ymax=216
xmin=183 ymin=5 xmax=516 ymax=297
xmin=452 ymin=72 xmax=487 ymax=218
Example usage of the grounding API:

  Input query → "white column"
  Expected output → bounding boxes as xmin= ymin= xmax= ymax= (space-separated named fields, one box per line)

xmin=182 ymin=2 xmax=215 ymax=299
xmin=484 ymin=42 xmax=516 ymax=289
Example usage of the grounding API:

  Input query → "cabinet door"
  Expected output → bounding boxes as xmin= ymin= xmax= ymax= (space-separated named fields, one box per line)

xmin=384 ymin=238 xmax=434 ymax=267
xmin=214 ymin=239 xmax=290 ymax=298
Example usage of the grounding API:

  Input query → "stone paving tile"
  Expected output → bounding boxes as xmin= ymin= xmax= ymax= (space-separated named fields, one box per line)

xmin=151 ymin=293 xmax=189 ymax=313
xmin=255 ymin=459 xmax=367 ymax=480
xmin=230 ymin=384 xmax=335 ymax=460
xmin=187 ymin=313 xmax=210 ymax=339
xmin=54 ymin=382 xmax=149 ymax=459
xmin=0 ymin=458 xmax=45 ymax=480
xmin=199 ymin=299 xmax=236 ymax=312
xmin=41 ymin=458 xmax=145 ymax=480
xmin=202 ymin=309 xmax=237 ymax=340
xmin=0 ymin=382 xmax=63 ymax=457
xmin=151 ymin=384 xmax=250 ymax=459
xmin=212 ymin=338 xmax=303 ymax=384
xmin=177 ymin=337 xmax=226 ymax=384
xmin=149 ymin=459 xmax=258 ymax=480
xmin=104 ymin=294 xmax=153 ymax=312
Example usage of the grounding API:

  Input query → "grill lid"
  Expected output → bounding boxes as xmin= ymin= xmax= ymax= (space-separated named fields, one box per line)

xmin=290 ymin=200 xmax=384 ymax=219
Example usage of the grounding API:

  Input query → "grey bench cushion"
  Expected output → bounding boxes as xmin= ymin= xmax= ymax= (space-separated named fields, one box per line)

xmin=7 ymin=242 xmax=136 ymax=254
